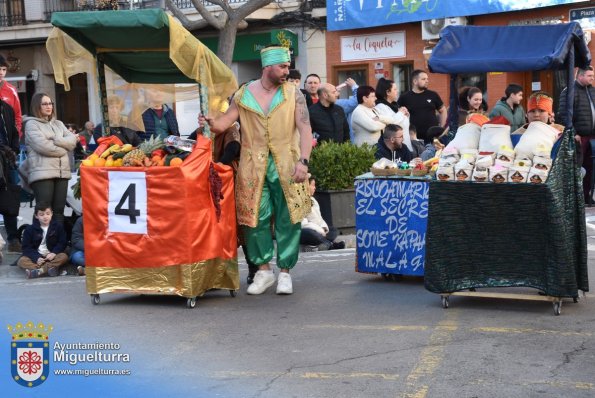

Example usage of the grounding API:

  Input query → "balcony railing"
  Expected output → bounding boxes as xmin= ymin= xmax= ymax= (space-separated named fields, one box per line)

xmin=171 ymin=0 xmax=254 ymax=9
xmin=0 ymin=0 xmax=26 ymax=27
xmin=42 ymin=0 xmax=165 ymax=22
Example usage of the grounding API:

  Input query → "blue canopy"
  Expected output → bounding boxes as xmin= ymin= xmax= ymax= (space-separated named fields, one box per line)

xmin=429 ymin=23 xmax=591 ymax=74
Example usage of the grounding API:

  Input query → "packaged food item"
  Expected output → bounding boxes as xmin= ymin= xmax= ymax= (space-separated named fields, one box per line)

xmin=489 ymin=164 xmax=508 ymax=183
xmin=164 ymin=136 xmax=196 ymax=152
xmin=436 ymin=166 xmax=454 ymax=181
xmin=528 ymin=167 xmax=549 ymax=184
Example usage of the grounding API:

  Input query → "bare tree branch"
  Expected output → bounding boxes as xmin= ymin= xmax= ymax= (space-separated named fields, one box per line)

xmin=168 ymin=0 xmax=279 ymax=64
xmin=234 ymin=0 xmax=275 ymax=21
xmin=165 ymin=0 xmax=210 ymax=30
xmin=189 ymin=0 xmax=226 ymax=29
xmin=205 ymin=0 xmax=233 ymax=14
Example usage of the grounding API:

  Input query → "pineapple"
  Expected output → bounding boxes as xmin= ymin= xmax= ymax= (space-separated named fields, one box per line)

xmin=123 ymin=136 xmax=164 ymax=166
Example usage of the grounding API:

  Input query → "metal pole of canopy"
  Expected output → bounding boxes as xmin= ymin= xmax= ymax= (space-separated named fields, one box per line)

xmin=199 ymin=63 xmax=210 ymax=139
xmin=565 ymin=45 xmax=576 ymax=132
xmin=96 ymin=54 xmax=111 ymax=137
xmin=446 ymin=73 xmax=459 ymax=142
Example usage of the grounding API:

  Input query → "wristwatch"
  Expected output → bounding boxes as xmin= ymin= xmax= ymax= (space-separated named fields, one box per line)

xmin=299 ymin=158 xmax=309 ymax=167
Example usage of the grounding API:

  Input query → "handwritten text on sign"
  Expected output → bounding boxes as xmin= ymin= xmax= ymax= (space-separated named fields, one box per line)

xmin=341 ymin=32 xmax=406 ymax=62
xmin=355 ymin=179 xmax=429 ymax=275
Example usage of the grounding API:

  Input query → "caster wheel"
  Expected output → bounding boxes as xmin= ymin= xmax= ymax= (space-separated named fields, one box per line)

xmin=187 ymin=297 xmax=197 ymax=309
xmin=91 ymin=294 xmax=100 ymax=305
xmin=441 ymin=296 xmax=449 ymax=309
xmin=382 ymin=273 xmax=390 ymax=281
xmin=229 ymin=290 xmax=237 ymax=297
xmin=573 ymin=296 xmax=579 ymax=303
xmin=553 ymin=301 xmax=562 ymax=316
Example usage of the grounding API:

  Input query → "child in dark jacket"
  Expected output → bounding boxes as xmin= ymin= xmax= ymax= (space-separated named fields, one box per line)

xmin=70 ymin=216 xmax=85 ymax=276
xmin=18 ymin=202 xmax=69 ymax=279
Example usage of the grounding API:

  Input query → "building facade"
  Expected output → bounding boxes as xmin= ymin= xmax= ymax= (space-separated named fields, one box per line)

xmin=325 ymin=1 xmax=595 ymax=113
xmin=0 ymin=0 xmax=327 ymax=130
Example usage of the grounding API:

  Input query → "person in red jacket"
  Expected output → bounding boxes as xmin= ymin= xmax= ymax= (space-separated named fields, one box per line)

xmin=0 ymin=54 xmax=22 ymax=137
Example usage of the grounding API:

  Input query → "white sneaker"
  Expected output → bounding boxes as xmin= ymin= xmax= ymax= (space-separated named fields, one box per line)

xmin=276 ymin=272 xmax=293 ymax=295
xmin=246 ymin=270 xmax=275 ymax=295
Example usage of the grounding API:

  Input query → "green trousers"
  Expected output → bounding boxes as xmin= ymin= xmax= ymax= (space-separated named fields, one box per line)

xmin=243 ymin=155 xmax=301 ymax=269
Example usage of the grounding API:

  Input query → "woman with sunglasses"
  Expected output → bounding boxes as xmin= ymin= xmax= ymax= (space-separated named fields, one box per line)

xmin=23 ymin=93 xmax=77 ymax=224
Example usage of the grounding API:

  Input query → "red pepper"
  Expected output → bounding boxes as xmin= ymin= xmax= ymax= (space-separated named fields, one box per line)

xmin=93 ymin=136 xmax=124 ymax=156
xmin=151 ymin=149 xmax=166 ymax=158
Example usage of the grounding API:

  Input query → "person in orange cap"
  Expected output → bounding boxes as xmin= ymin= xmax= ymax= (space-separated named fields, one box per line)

xmin=512 ymin=91 xmax=563 ymax=135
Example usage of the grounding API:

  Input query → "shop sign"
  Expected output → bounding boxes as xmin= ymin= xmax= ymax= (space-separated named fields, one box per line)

xmin=328 ymin=0 xmax=586 ymax=32
xmin=570 ymin=6 xmax=595 ymax=30
xmin=341 ymin=32 xmax=405 ymax=62
xmin=200 ymin=29 xmax=298 ymax=62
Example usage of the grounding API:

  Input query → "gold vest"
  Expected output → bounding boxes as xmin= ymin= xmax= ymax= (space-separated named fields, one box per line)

xmin=234 ymin=83 xmax=311 ymax=227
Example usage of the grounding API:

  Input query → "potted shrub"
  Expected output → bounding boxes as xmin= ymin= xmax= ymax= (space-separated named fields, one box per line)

xmin=309 ymin=141 xmax=376 ymax=233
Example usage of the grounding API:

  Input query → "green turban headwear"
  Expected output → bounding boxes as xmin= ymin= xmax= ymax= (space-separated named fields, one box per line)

xmin=261 ymin=46 xmax=291 ymax=67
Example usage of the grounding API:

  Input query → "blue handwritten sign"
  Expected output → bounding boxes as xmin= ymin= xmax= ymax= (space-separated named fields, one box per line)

xmin=328 ymin=0 xmax=585 ymax=32
xmin=355 ymin=179 xmax=429 ymax=276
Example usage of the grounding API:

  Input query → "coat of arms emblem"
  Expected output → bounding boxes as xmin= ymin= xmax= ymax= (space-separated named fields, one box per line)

xmin=8 ymin=321 xmax=52 ymax=387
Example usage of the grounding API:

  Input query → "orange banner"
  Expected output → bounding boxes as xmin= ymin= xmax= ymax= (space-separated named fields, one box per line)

xmin=80 ymin=135 xmax=237 ymax=269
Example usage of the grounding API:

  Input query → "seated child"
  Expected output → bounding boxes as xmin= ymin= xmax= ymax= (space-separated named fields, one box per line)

xmin=18 ymin=203 xmax=69 ymax=278
xmin=409 ymin=125 xmax=426 ymax=158
xmin=301 ymin=175 xmax=345 ymax=251
xmin=70 ymin=216 xmax=85 ymax=276
xmin=420 ymin=125 xmax=446 ymax=161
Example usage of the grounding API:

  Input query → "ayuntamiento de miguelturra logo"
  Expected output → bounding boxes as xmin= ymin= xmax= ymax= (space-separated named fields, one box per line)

xmin=8 ymin=321 xmax=52 ymax=387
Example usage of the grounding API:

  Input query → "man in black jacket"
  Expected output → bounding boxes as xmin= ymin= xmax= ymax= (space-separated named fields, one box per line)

xmin=558 ymin=66 xmax=595 ymax=202
xmin=0 ymin=97 xmax=21 ymax=255
xmin=375 ymin=124 xmax=414 ymax=162
xmin=309 ymin=83 xmax=350 ymax=143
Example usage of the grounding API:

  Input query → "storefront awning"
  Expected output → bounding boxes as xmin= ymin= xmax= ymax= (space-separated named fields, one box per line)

xmin=200 ymin=29 xmax=298 ymax=62
xmin=428 ymin=22 xmax=591 ymax=74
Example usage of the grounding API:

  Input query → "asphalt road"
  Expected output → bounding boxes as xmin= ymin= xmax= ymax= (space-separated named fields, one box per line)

xmin=1 ymin=210 xmax=595 ymax=397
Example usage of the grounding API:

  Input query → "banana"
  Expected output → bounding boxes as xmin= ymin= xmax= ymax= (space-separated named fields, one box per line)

xmin=100 ymin=144 xmax=121 ymax=158
xmin=120 ymin=144 xmax=133 ymax=153
xmin=100 ymin=148 xmax=112 ymax=159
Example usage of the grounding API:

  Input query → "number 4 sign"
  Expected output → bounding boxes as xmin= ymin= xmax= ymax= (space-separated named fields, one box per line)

xmin=108 ymin=171 xmax=148 ymax=234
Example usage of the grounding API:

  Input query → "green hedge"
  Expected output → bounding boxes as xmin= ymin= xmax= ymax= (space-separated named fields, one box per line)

xmin=309 ymin=141 xmax=375 ymax=190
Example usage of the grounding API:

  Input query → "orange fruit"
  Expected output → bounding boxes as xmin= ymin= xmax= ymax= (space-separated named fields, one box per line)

xmin=88 ymin=153 xmax=99 ymax=161
xmin=94 ymin=158 xmax=106 ymax=167
xmin=81 ymin=159 xmax=93 ymax=167
xmin=169 ymin=157 xmax=183 ymax=167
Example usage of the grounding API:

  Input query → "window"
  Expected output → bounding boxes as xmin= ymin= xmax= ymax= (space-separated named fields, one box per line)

xmin=393 ymin=63 xmax=413 ymax=96
xmin=336 ymin=69 xmax=367 ymax=99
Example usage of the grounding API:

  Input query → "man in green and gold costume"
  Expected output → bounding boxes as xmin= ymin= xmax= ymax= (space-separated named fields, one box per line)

xmin=201 ymin=46 xmax=312 ymax=295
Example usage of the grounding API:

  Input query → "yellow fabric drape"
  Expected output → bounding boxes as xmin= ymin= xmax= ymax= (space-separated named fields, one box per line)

xmin=46 ymin=18 xmax=238 ymax=131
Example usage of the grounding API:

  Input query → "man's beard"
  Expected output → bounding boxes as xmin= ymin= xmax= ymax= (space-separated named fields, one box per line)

xmin=272 ymin=75 xmax=288 ymax=86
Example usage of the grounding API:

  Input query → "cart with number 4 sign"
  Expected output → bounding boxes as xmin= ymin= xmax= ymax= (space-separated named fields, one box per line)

xmin=48 ymin=9 xmax=239 ymax=308
xmin=424 ymin=23 xmax=590 ymax=315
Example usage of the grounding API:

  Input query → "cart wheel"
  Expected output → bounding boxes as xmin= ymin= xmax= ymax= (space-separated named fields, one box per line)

xmin=553 ymin=301 xmax=562 ymax=316
xmin=573 ymin=296 xmax=579 ymax=303
xmin=229 ymin=290 xmax=237 ymax=298
xmin=381 ymin=273 xmax=390 ymax=281
xmin=91 ymin=294 xmax=100 ymax=305
xmin=186 ymin=297 xmax=197 ymax=309
xmin=441 ymin=296 xmax=449 ymax=309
